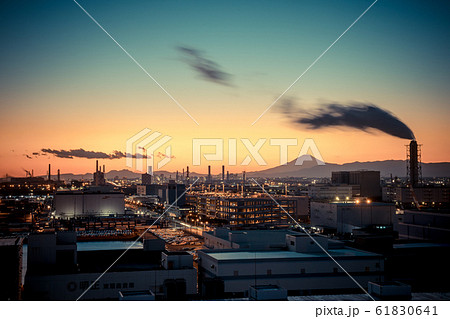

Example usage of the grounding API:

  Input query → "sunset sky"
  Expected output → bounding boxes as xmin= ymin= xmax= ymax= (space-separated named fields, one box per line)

xmin=1 ymin=0 xmax=449 ymax=177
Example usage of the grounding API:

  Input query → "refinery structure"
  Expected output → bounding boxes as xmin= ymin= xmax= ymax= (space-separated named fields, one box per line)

xmin=0 ymin=137 xmax=449 ymax=301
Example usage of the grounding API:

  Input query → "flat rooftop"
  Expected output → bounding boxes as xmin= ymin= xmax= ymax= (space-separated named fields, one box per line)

xmin=0 ymin=237 xmax=23 ymax=246
xmin=393 ymin=242 xmax=450 ymax=249
xmin=119 ymin=290 xmax=154 ymax=297
xmin=205 ymin=248 xmax=379 ymax=261
xmin=224 ymin=293 xmax=450 ymax=301
xmin=331 ymin=202 xmax=395 ymax=207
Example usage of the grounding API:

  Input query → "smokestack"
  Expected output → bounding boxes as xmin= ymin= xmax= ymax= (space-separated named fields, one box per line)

xmin=176 ymin=170 xmax=179 ymax=181
xmin=222 ymin=165 xmax=225 ymax=181
xmin=57 ymin=169 xmax=60 ymax=182
xmin=48 ymin=164 xmax=51 ymax=181
xmin=182 ymin=168 xmax=185 ymax=178
xmin=32 ymin=169 xmax=34 ymax=177
xmin=96 ymin=160 xmax=99 ymax=172
xmin=208 ymin=165 xmax=211 ymax=183
xmin=186 ymin=166 xmax=190 ymax=181
xmin=103 ymin=165 xmax=105 ymax=173
xmin=408 ymin=140 xmax=421 ymax=187
xmin=242 ymin=171 xmax=246 ymax=197
xmin=227 ymin=171 xmax=229 ymax=181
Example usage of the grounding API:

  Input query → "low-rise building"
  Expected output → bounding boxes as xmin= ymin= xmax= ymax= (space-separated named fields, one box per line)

xmin=395 ymin=209 xmax=450 ymax=242
xmin=198 ymin=234 xmax=383 ymax=298
xmin=54 ymin=188 xmax=125 ymax=218
xmin=24 ymin=232 xmax=197 ymax=300
xmin=395 ymin=187 xmax=450 ymax=206
xmin=203 ymin=228 xmax=295 ymax=250
xmin=308 ymin=184 xmax=354 ymax=200
xmin=310 ymin=201 xmax=395 ymax=234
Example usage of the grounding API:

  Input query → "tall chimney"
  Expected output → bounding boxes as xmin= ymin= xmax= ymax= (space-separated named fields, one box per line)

xmin=222 ymin=165 xmax=225 ymax=181
xmin=227 ymin=171 xmax=229 ymax=181
xmin=57 ymin=169 xmax=60 ymax=182
xmin=32 ymin=169 xmax=34 ymax=177
xmin=103 ymin=165 xmax=105 ymax=173
xmin=96 ymin=160 xmax=99 ymax=172
xmin=408 ymin=140 xmax=420 ymax=187
xmin=48 ymin=164 xmax=51 ymax=181
xmin=242 ymin=171 xmax=246 ymax=197
xmin=208 ymin=165 xmax=211 ymax=183
xmin=186 ymin=166 xmax=190 ymax=181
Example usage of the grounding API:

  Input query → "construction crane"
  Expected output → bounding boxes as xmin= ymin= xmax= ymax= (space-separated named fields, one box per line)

xmin=22 ymin=168 xmax=32 ymax=177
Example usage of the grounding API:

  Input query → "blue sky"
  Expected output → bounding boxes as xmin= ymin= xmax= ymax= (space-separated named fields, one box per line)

xmin=1 ymin=0 xmax=449 ymax=175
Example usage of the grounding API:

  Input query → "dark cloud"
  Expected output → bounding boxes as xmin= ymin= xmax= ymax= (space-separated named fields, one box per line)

xmin=24 ymin=154 xmax=32 ymax=159
xmin=280 ymin=99 xmax=415 ymax=140
xmin=156 ymin=151 xmax=175 ymax=159
xmin=40 ymin=148 xmax=127 ymax=159
xmin=177 ymin=46 xmax=233 ymax=86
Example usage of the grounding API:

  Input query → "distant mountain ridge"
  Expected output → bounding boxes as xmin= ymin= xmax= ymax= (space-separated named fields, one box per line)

xmin=13 ymin=158 xmax=450 ymax=181
xmin=247 ymin=157 xmax=450 ymax=178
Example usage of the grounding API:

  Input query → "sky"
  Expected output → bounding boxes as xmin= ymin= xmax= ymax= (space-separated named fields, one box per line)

xmin=1 ymin=0 xmax=449 ymax=177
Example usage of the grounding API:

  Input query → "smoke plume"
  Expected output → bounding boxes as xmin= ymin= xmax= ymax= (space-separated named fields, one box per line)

xmin=40 ymin=148 xmax=127 ymax=159
xmin=177 ymin=46 xmax=233 ymax=86
xmin=280 ymin=100 xmax=415 ymax=140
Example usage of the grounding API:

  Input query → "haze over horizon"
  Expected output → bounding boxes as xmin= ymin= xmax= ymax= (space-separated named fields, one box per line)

xmin=1 ymin=0 xmax=449 ymax=176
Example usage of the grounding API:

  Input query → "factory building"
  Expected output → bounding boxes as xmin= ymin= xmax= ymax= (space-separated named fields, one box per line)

xmin=24 ymin=232 xmax=197 ymax=300
xmin=137 ymin=180 xmax=186 ymax=206
xmin=93 ymin=161 xmax=106 ymax=186
xmin=394 ymin=186 xmax=449 ymax=206
xmin=310 ymin=201 xmax=395 ymax=234
xmin=395 ymin=209 xmax=450 ymax=242
xmin=308 ymin=184 xmax=354 ymax=200
xmin=203 ymin=228 xmax=296 ymax=250
xmin=54 ymin=189 xmax=125 ymax=218
xmin=198 ymin=233 xmax=383 ymax=298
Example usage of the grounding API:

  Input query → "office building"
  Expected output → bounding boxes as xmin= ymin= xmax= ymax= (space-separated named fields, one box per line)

xmin=186 ymin=193 xmax=307 ymax=228
xmin=394 ymin=186 xmax=449 ymax=206
xmin=332 ymin=170 xmax=381 ymax=198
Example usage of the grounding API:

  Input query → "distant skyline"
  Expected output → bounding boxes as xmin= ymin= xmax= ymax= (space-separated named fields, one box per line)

xmin=1 ymin=0 xmax=449 ymax=176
